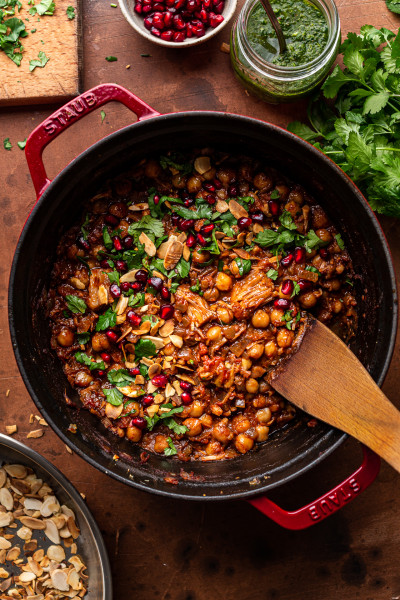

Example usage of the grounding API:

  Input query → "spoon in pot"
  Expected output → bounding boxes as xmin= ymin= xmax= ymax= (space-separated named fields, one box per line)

xmin=268 ymin=315 xmax=400 ymax=473
xmin=259 ymin=0 xmax=287 ymax=54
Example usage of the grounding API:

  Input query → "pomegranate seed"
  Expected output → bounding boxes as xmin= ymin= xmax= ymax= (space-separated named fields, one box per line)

xmin=228 ymin=184 xmax=238 ymax=196
xmin=320 ymin=248 xmax=329 ymax=259
xmin=280 ymin=253 xmax=294 ymax=267
xmin=181 ymin=392 xmax=192 ymax=405
xmin=269 ymin=200 xmax=279 ymax=216
xmin=175 ymin=0 xmax=185 ymax=9
xmin=134 ymin=1 xmax=142 ymax=12
xmin=115 ymin=260 xmax=127 ymax=272
xmin=201 ymin=223 xmax=214 ymax=237
xmin=197 ymin=8 xmax=208 ymax=21
xmin=293 ymin=247 xmax=305 ymax=263
xmin=173 ymin=30 xmax=186 ymax=41
xmin=142 ymin=3 xmax=152 ymax=11
xmin=203 ymin=182 xmax=215 ymax=192
xmin=213 ymin=178 xmax=222 ymax=189
xmin=129 ymin=367 xmax=141 ymax=376
xmin=160 ymin=304 xmax=174 ymax=320
xmin=142 ymin=394 xmax=154 ymax=407
xmin=186 ymin=233 xmax=196 ymax=247
xmin=237 ymin=217 xmax=252 ymax=230
xmin=215 ymin=0 xmax=224 ymax=11
xmin=179 ymin=218 xmax=194 ymax=231
xmin=173 ymin=13 xmax=185 ymax=28
xmin=154 ymin=194 xmax=160 ymax=204
xmin=131 ymin=416 xmax=146 ymax=429
xmin=298 ymin=279 xmax=313 ymax=292
xmin=105 ymin=214 xmax=119 ymax=226
xmin=152 ymin=374 xmax=168 ymax=387
xmin=100 ymin=352 xmax=111 ymax=363
xmin=274 ymin=298 xmax=290 ymax=309
xmin=197 ymin=234 xmax=207 ymax=246
xmin=143 ymin=0 xmax=152 ymax=5
xmin=110 ymin=284 xmax=121 ymax=299
xmin=203 ymin=0 xmax=211 ymax=6
xmin=164 ymin=10 xmax=173 ymax=25
xmin=150 ymin=26 xmax=161 ymax=37
xmin=148 ymin=276 xmax=163 ymax=291
xmin=281 ymin=279 xmax=294 ymax=296
xmin=161 ymin=29 xmax=173 ymax=40
xmin=123 ymin=235 xmax=133 ymax=249
xmin=127 ymin=311 xmax=142 ymax=326
xmin=106 ymin=330 xmax=118 ymax=343
xmin=113 ymin=237 xmax=122 ymax=251
xmin=77 ymin=236 xmax=90 ymax=252
xmin=186 ymin=0 xmax=198 ymax=9
xmin=153 ymin=2 xmax=164 ymax=9
xmin=192 ymin=23 xmax=205 ymax=37
xmin=206 ymin=194 xmax=216 ymax=205
xmin=184 ymin=195 xmax=194 ymax=205
xmin=179 ymin=381 xmax=193 ymax=391
xmin=131 ymin=282 xmax=143 ymax=292
xmin=161 ymin=286 xmax=171 ymax=300
xmin=100 ymin=259 xmax=110 ymax=269
xmin=171 ymin=214 xmax=181 ymax=226
xmin=166 ymin=0 xmax=174 ymax=6
xmin=152 ymin=11 xmax=165 ymax=28
xmin=135 ymin=269 xmax=148 ymax=282
xmin=96 ymin=370 xmax=105 ymax=376
xmin=250 ymin=211 xmax=264 ymax=224
xmin=144 ymin=16 xmax=153 ymax=28
xmin=120 ymin=281 xmax=130 ymax=293
xmin=209 ymin=11 xmax=223 ymax=26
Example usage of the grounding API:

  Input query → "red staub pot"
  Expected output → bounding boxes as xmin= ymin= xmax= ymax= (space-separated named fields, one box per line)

xmin=9 ymin=84 xmax=397 ymax=530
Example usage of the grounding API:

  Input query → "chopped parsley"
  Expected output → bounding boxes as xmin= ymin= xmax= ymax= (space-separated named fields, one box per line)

xmin=128 ymin=215 xmax=164 ymax=238
xmin=66 ymin=294 xmax=87 ymax=314
xmin=3 ymin=138 xmax=12 ymax=151
xmin=29 ymin=50 xmax=49 ymax=72
xmin=102 ymin=226 xmax=113 ymax=249
xmin=335 ymin=233 xmax=345 ymax=250
xmin=66 ymin=5 xmax=75 ymax=18
xmin=164 ymin=437 xmax=177 ymax=456
xmin=103 ymin=387 xmax=124 ymax=406
xmin=75 ymin=352 xmax=105 ymax=371
xmin=95 ymin=307 xmax=116 ymax=331
xmin=100 ymin=109 xmax=106 ymax=123
xmin=76 ymin=332 xmax=91 ymax=344
xmin=266 ymin=268 xmax=278 ymax=280
xmin=105 ymin=55 xmax=117 ymax=61
xmin=234 ymin=257 xmax=252 ymax=276
xmin=134 ymin=339 xmax=156 ymax=361
xmin=17 ymin=138 xmax=27 ymax=149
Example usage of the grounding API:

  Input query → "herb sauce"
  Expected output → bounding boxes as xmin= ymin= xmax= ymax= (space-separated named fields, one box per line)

xmin=247 ymin=0 xmax=328 ymax=67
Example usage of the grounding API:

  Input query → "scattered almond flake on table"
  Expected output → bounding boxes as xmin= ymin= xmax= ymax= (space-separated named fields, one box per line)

xmin=29 ymin=414 xmax=34 ymax=424
xmin=5 ymin=389 xmax=10 ymax=397
xmin=5 ymin=425 xmax=17 ymax=436
xmin=65 ymin=445 xmax=73 ymax=455
xmin=26 ymin=429 xmax=44 ymax=439
xmin=220 ymin=42 xmax=230 ymax=53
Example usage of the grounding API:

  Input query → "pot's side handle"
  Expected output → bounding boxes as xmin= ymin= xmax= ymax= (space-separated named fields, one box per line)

xmin=248 ymin=446 xmax=380 ymax=530
xmin=25 ymin=83 xmax=160 ymax=199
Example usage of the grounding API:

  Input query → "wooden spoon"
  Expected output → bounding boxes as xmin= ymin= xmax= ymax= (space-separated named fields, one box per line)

xmin=268 ymin=316 xmax=400 ymax=473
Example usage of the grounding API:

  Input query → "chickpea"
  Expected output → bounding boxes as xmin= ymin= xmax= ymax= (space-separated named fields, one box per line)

xmin=253 ymin=395 xmax=267 ymax=408
xmin=91 ymin=332 xmax=111 ymax=352
xmin=275 ymin=184 xmax=290 ymax=201
xmin=241 ymin=357 xmax=252 ymax=371
xmin=187 ymin=175 xmax=202 ymax=194
xmin=145 ymin=159 xmax=162 ymax=179
xmin=57 ymin=327 xmax=74 ymax=347
xmin=216 ymin=305 xmax=233 ymax=324
xmin=192 ymin=250 xmax=210 ymax=264
xmin=333 ymin=300 xmax=343 ymax=313
xmin=232 ymin=415 xmax=251 ymax=434
xmin=246 ymin=378 xmax=259 ymax=394
xmin=311 ymin=206 xmax=329 ymax=229
xmin=154 ymin=434 xmax=169 ymax=453
xmin=235 ymin=434 xmax=254 ymax=454
xmin=183 ymin=418 xmax=202 ymax=437
xmin=118 ymin=220 xmax=130 ymax=237
xmin=251 ymin=366 xmax=266 ymax=379
xmin=276 ymin=329 xmax=294 ymax=348
xmin=251 ymin=309 xmax=270 ymax=328
xmin=256 ymin=407 xmax=272 ymax=423
xmin=163 ymin=343 xmax=175 ymax=356
xmin=74 ymin=371 xmax=93 ymax=388
xmin=212 ymin=419 xmax=233 ymax=443
xmin=253 ymin=172 xmax=273 ymax=191
xmin=190 ymin=400 xmax=204 ymax=418
xmin=203 ymin=288 xmax=219 ymax=301
xmin=200 ymin=414 xmax=213 ymax=427
xmin=316 ymin=228 xmax=333 ymax=243
xmin=328 ymin=279 xmax=341 ymax=291
xmin=126 ymin=426 xmax=142 ymax=442
xmin=203 ymin=167 xmax=216 ymax=181
xmin=217 ymin=168 xmax=236 ymax=185
xmin=270 ymin=308 xmax=285 ymax=327
xmin=248 ymin=343 xmax=264 ymax=359
xmin=206 ymin=440 xmax=222 ymax=455
xmin=207 ymin=326 xmax=223 ymax=342
xmin=336 ymin=264 xmax=345 ymax=275
xmin=288 ymin=189 xmax=304 ymax=205
xmin=284 ymin=200 xmax=300 ymax=218
xmin=172 ymin=173 xmax=187 ymax=189
xmin=109 ymin=202 xmax=128 ymax=219
xmin=265 ymin=340 xmax=277 ymax=357
xmin=299 ymin=291 xmax=318 ymax=309
xmin=255 ymin=425 xmax=270 ymax=442
xmin=216 ymin=272 xmax=233 ymax=291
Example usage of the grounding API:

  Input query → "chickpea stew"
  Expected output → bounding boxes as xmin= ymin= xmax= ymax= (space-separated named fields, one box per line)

xmin=48 ymin=151 xmax=357 ymax=461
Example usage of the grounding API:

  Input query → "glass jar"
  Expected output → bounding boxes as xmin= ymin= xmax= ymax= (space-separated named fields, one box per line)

xmin=230 ymin=0 xmax=341 ymax=104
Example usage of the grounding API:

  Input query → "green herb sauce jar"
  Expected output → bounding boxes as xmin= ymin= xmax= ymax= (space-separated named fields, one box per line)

xmin=230 ymin=0 xmax=341 ymax=103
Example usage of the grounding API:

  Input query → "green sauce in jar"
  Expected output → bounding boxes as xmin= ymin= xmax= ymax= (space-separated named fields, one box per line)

xmin=247 ymin=0 xmax=329 ymax=67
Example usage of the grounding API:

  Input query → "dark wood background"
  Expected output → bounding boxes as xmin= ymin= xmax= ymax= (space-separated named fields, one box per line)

xmin=1 ymin=0 xmax=400 ymax=598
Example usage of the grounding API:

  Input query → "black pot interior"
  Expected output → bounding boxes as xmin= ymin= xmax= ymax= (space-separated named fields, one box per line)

xmin=9 ymin=113 xmax=397 ymax=500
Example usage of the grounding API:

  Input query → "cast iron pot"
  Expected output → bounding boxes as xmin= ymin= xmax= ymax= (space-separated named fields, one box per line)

xmin=9 ymin=84 xmax=397 ymax=530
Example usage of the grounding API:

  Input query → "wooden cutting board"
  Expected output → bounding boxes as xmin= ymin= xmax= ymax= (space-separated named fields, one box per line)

xmin=0 ymin=0 xmax=81 ymax=106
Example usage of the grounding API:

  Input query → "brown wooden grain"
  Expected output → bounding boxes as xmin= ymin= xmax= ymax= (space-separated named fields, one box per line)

xmin=0 ymin=0 xmax=400 ymax=599
xmin=271 ymin=318 xmax=400 ymax=473
xmin=0 ymin=0 xmax=81 ymax=106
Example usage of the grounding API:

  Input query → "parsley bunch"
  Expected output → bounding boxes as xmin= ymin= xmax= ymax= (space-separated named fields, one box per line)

xmin=288 ymin=26 xmax=400 ymax=218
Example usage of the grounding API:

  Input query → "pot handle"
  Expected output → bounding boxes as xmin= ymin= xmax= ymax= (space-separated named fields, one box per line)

xmin=25 ymin=83 xmax=160 ymax=199
xmin=248 ymin=445 xmax=380 ymax=530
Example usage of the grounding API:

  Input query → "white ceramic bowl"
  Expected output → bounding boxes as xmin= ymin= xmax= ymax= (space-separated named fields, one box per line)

xmin=118 ymin=0 xmax=237 ymax=47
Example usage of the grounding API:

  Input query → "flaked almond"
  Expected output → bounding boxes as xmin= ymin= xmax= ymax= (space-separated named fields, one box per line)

xmin=176 ymin=374 xmax=197 ymax=385
xmin=68 ymin=568 xmax=81 ymax=591
xmin=148 ymin=363 xmax=161 ymax=378
xmin=116 ymin=326 xmax=132 ymax=341
xmin=139 ymin=232 xmax=156 ymax=257
xmin=47 ymin=545 xmax=65 ymax=562
xmin=67 ymin=517 xmax=80 ymax=539
xmin=5 ymin=425 xmax=17 ymax=435
xmin=0 ymin=549 xmax=5 ymax=564
xmin=172 ymin=381 xmax=183 ymax=396
xmin=0 ymin=577 xmax=11 ymax=592
xmin=27 ymin=557 xmax=42 ymax=577
xmin=27 ymin=429 xmax=44 ymax=439
xmin=4 ymin=465 xmax=27 ymax=479
xmin=146 ymin=405 xmax=159 ymax=418
xmin=70 ymin=277 xmax=86 ymax=290
xmin=246 ymin=232 xmax=254 ymax=245
xmin=169 ymin=334 xmax=183 ymax=348
xmin=252 ymin=223 xmax=264 ymax=234
xmin=69 ymin=556 xmax=85 ymax=572
xmin=0 ymin=513 xmax=12 ymax=528
xmin=105 ymin=403 xmax=123 ymax=420
xmin=229 ymin=199 xmax=248 ymax=219
xmin=194 ymin=156 xmax=211 ymax=174
xmin=164 ymin=383 xmax=175 ymax=398
xmin=98 ymin=284 xmax=108 ymax=305
xmin=40 ymin=496 xmax=60 ymax=518
xmin=44 ymin=520 xmax=60 ymax=545
xmin=51 ymin=514 xmax=67 ymax=530
xmin=131 ymin=320 xmax=151 ymax=335
xmin=23 ymin=540 xmax=37 ymax=554
xmin=129 ymin=202 xmax=149 ymax=211
xmin=157 ymin=236 xmax=176 ymax=260
xmin=234 ymin=248 xmax=251 ymax=260
xmin=0 ymin=489 xmax=13 ymax=511
xmin=0 ymin=469 xmax=6 ymax=489
xmin=154 ymin=394 xmax=164 ymax=405
xmin=24 ymin=498 xmax=43 ymax=512
xmin=141 ymin=336 xmax=165 ymax=350
xmin=0 ymin=538 xmax=11 ymax=550
xmin=116 ymin=385 xmax=142 ymax=398
xmin=120 ymin=268 xmax=138 ymax=283
xmin=6 ymin=547 xmax=20 ymax=561
xmin=146 ymin=381 xmax=158 ymax=394
xmin=159 ymin=320 xmax=174 ymax=337
xmin=183 ymin=245 xmax=191 ymax=261
xmin=61 ymin=505 xmax=76 ymax=520
xmin=10 ymin=478 xmax=31 ymax=495
xmin=134 ymin=374 xmax=145 ymax=385
xmin=19 ymin=517 xmax=45 ymax=530
xmin=216 ymin=199 xmax=229 ymax=213
xmin=19 ymin=571 xmax=36 ymax=583
xmin=16 ymin=527 xmax=32 ymax=541
xmin=164 ymin=240 xmax=183 ymax=271
xmin=116 ymin=295 xmax=129 ymax=316
xmin=59 ymin=524 xmax=72 ymax=539
xmin=51 ymin=569 xmax=69 ymax=592
xmin=0 ymin=568 xmax=9 ymax=579
xmin=176 ymin=232 xmax=187 ymax=243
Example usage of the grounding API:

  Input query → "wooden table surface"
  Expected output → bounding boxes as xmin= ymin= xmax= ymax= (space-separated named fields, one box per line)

xmin=1 ymin=0 xmax=400 ymax=598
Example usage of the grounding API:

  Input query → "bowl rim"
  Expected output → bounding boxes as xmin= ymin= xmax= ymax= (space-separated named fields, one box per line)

xmin=117 ymin=0 xmax=237 ymax=47
xmin=0 ymin=433 xmax=113 ymax=598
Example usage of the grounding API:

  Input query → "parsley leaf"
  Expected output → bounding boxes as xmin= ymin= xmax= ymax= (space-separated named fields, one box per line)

xmin=76 ymin=332 xmax=91 ymax=344
xmin=135 ymin=339 xmax=156 ymax=361
xmin=100 ymin=109 xmax=106 ymax=123
xmin=66 ymin=295 xmax=87 ymax=314
xmin=29 ymin=50 xmax=49 ymax=71
xmin=176 ymin=257 xmax=191 ymax=279
xmin=105 ymin=55 xmax=117 ymax=61
xmin=128 ymin=292 xmax=145 ymax=307
xmin=102 ymin=226 xmax=113 ymax=250
xmin=106 ymin=270 xmax=120 ymax=285
xmin=107 ymin=368 xmax=135 ymax=386
xmin=267 ymin=268 xmax=279 ymax=280
xmin=335 ymin=233 xmax=345 ymax=250
xmin=234 ymin=257 xmax=252 ymax=276
xmin=95 ymin=307 xmax=116 ymax=331
xmin=66 ymin=5 xmax=75 ymax=18
xmin=3 ymin=138 xmax=12 ymax=150
xmin=164 ymin=437 xmax=177 ymax=456
xmin=75 ymin=352 xmax=105 ymax=371
xmin=103 ymin=387 xmax=124 ymax=406
xmin=270 ymin=190 xmax=280 ymax=199
xmin=159 ymin=154 xmax=192 ymax=175
xmin=128 ymin=215 xmax=164 ymax=238
xmin=17 ymin=138 xmax=26 ymax=149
